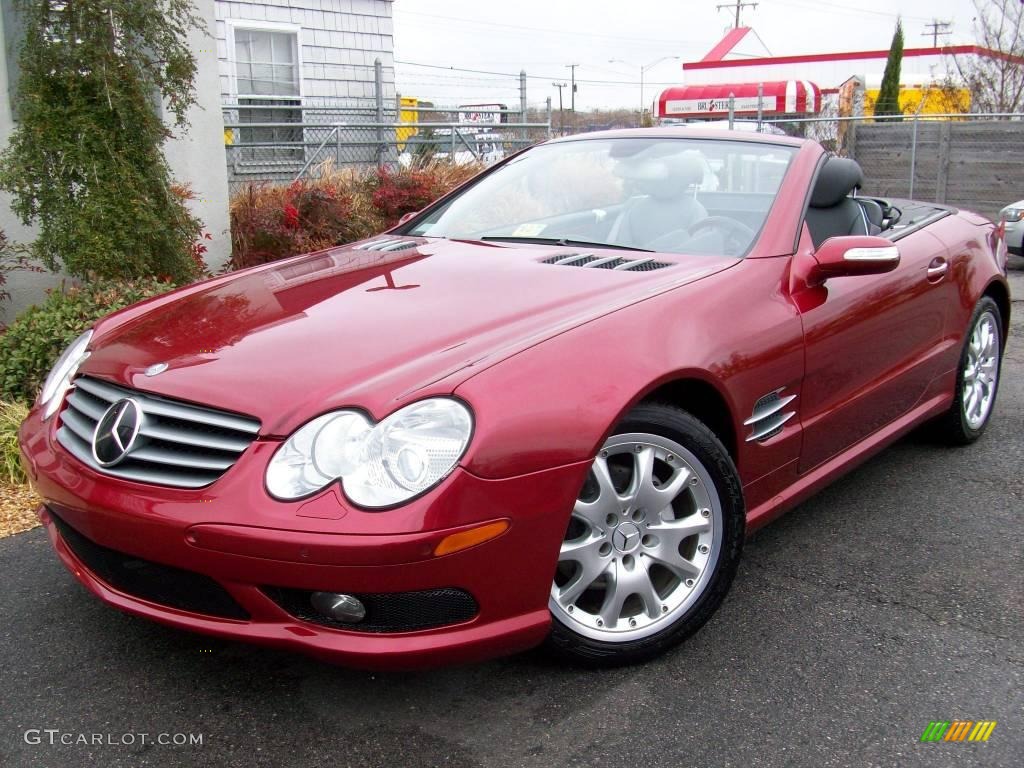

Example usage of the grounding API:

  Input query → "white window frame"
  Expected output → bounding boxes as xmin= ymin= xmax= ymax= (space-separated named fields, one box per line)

xmin=225 ymin=19 xmax=305 ymax=172
xmin=225 ymin=19 xmax=304 ymax=100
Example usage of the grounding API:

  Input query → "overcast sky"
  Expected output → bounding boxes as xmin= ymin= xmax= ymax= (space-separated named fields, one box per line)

xmin=392 ymin=0 xmax=981 ymax=110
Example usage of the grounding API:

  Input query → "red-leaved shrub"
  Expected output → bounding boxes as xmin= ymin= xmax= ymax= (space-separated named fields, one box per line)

xmin=368 ymin=167 xmax=438 ymax=221
xmin=228 ymin=161 xmax=481 ymax=271
xmin=230 ymin=178 xmax=354 ymax=270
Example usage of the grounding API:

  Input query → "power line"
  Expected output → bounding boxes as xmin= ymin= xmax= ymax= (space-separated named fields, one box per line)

xmin=392 ymin=8 xmax=710 ymax=49
xmin=396 ymin=0 xmax=939 ymax=64
xmin=395 ymin=72 xmax=521 ymax=84
xmin=772 ymin=0 xmax=932 ymax=23
xmin=395 ymin=60 xmax=685 ymax=87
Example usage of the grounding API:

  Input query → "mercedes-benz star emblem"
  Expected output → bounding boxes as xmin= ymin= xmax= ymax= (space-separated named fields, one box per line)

xmin=612 ymin=522 xmax=641 ymax=553
xmin=145 ymin=362 xmax=169 ymax=377
xmin=92 ymin=398 xmax=143 ymax=467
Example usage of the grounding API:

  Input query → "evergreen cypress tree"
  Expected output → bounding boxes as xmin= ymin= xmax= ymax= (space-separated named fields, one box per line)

xmin=875 ymin=20 xmax=905 ymax=120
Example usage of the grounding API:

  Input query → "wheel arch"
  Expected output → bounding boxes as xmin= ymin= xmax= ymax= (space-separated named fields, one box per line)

xmin=636 ymin=375 xmax=738 ymax=466
xmin=982 ymin=278 xmax=1011 ymax=345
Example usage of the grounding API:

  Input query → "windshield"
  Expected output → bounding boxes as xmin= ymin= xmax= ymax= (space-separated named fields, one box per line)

xmin=406 ymin=137 xmax=796 ymax=257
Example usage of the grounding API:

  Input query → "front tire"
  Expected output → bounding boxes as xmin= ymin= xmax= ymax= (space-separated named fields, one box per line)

xmin=932 ymin=296 xmax=1003 ymax=445
xmin=546 ymin=403 xmax=744 ymax=666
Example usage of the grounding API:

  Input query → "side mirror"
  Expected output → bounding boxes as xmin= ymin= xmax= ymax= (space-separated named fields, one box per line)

xmin=809 ymin=235 xmax=900 ymax=284
xmin=398 ymin=210 xmax=420 ymax=225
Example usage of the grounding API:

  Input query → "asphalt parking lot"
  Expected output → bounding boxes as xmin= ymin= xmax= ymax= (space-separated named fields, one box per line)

xmin=1 ymin=267 xmax=1021 ymax=768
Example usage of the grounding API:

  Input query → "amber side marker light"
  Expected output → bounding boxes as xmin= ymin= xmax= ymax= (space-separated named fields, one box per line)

xmin=434 ymin=520 xmax=510 ymax=556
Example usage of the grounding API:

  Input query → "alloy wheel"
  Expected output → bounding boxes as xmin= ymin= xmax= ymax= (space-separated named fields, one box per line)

xmin=550 ymin=432 xmax=723 ymax=642
xmin=962 ymin=309 xmax=1000 ymax=430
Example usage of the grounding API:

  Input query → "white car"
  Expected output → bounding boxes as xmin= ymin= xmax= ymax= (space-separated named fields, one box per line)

xmin=999 ymin=200 xmax=1024 ymax=255
xmin=435 ymin=134 xmax=505 ymax=166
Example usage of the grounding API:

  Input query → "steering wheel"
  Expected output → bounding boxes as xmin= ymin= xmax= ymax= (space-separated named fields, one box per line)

xmin=687 ymin=216 xmax=756 ymax=255
xmin=644 ymin=215 xmax=756 ymax=255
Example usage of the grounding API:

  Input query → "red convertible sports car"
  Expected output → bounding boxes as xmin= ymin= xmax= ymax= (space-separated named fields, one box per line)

xmin=20 ymin=128 xmax=1010 ymax=669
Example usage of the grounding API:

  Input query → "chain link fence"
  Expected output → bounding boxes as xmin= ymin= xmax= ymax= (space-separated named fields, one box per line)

xmin=223 ymin=66 xmax=552 ymax=193
xmin=748 ymin=113 xmax=1024 ymax=220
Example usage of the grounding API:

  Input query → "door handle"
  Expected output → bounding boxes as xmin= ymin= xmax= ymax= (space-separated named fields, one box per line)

xmin=926 ymin=257 xmax=948 ymax=281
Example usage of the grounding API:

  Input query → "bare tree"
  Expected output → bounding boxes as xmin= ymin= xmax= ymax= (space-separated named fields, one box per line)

xmin=951 ymin=0 xmax=1024 ymax=112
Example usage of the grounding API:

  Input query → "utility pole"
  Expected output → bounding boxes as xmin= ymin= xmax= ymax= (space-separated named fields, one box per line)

xmin=566 ymin=63 xmax=579 ymax=131
xmin=519 ymin=70 xmax=528 ymax=145
xmin=922 ymin=19 xmax=952 ymax=48
xmin=552 ymin=82 xmax=567 ymax=135
xmin=716 ymin=0 xmax=758 ymax=29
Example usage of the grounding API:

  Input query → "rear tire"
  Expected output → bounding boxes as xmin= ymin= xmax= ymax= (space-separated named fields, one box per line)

xmin=546 ymin=403 xmax=744 ymax=666
xmin=932 ymin=296 xmax=1003 ymax=445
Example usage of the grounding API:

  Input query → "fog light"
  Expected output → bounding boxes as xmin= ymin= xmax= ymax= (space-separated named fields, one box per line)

xmin=310 ymin=591 xmax=366 ymax=623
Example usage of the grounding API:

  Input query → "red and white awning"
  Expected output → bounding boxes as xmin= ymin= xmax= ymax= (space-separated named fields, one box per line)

xmin=657 ymin=80 xmax=821 ymax=118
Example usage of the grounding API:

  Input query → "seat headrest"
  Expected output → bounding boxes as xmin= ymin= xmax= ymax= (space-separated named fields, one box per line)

xmin=810 ymin=157 xmax=864 ymax=208
xmin=617 ymin=152 xmax=706 ymax=200
xmin=645 ymin=154 xmax=705 ymax=200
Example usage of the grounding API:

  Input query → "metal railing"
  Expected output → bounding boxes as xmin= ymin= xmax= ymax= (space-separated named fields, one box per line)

xmin=223 ymin=122 xmax=551 ymax=193
xmin=222 ymin=60 xmax=552 ymax=192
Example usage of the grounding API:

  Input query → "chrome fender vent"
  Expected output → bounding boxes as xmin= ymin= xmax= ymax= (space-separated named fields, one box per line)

xmin=540 ymin=253 xmax=672 ymax=271
xmin=745 ymin=388 xmax=797 ymax=443
xmin=353 ymin=238 xmax=419 ymax=252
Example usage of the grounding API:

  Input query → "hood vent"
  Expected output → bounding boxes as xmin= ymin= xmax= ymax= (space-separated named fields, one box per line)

xmin=354 ymin=238 xmax=420 ymax=252
xmin=540 ymin=253 xmax=672 ymax=272
xmin=744 ymin=388 xmax=797 ymax=443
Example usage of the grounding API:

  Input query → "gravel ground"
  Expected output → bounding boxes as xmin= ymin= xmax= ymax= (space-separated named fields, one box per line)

xmin=0 ymin=265 xmax=1020 ymax=768
xmin=0 ymin=483 xmax=40 ymax=537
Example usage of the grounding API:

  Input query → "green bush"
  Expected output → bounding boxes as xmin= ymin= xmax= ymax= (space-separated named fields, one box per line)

xmin=0 ymin=400 xmax=28 ymax=483
xmin=0 ymin=277 xmax=175 ymax=403
xmin=0 ymin=0 xmax=204 ymax=283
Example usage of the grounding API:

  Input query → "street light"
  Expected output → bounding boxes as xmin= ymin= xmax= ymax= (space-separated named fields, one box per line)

xmin=609 ymin=56 xmax=681 ymax=125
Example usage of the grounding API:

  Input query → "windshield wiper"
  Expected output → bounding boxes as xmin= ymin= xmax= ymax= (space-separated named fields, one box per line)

xmin=479 ymin=236 xmax=652 ymax=252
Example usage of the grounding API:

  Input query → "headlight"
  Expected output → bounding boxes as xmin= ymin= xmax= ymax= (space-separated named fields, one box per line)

xmin=1001 ymin=207 xmax=1024 ymax=222
xmin=38 ymin=330 xmax=92 ymax=420
xmin=265 ymin=398 xmax=473 ymax=507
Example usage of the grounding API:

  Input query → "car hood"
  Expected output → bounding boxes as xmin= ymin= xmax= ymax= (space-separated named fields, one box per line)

xmin=84 ymin=238 xmax=735 ymax=435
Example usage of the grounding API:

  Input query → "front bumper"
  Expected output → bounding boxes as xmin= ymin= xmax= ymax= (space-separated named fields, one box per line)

xmin=20 ymin=405 xmax=588 ymax=669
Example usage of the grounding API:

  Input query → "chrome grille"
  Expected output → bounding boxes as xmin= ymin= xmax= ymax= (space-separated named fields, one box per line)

xmin=56 ymin=376 xmax=261 ymax=489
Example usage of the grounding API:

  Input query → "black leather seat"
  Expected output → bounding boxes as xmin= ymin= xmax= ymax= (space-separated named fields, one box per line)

xmin=805 ymin=157 xmax=869 ymax=248
xmin=856 ymin=198 xmax=885 ymax=234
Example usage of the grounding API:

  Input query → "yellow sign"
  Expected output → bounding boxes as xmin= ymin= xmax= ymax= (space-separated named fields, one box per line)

xmin=863 ymin=86 xmax=970 ymax=116
xmin=397 ymin=97 xmax=419 ymax=151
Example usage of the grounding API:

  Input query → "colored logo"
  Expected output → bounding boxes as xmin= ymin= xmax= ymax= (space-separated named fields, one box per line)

xmin=920 ymin=721 xmax=997 ymax=742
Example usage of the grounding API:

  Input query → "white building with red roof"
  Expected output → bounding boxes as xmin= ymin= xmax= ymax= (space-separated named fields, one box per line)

xmin=657 ymin=26 xmax=1006 ymax=121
